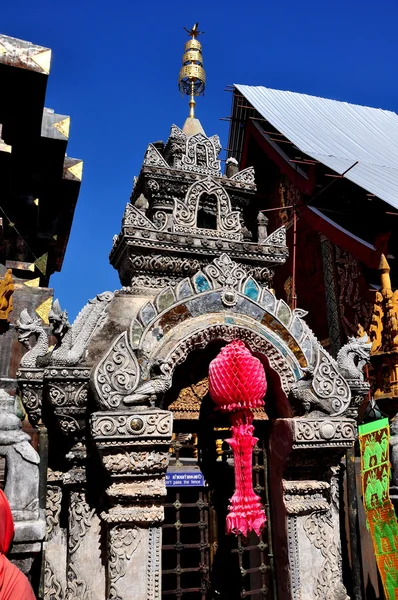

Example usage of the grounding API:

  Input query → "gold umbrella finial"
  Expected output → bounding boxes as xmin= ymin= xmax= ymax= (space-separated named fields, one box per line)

xmin=179 ymin=23 xmax=206 ymax=119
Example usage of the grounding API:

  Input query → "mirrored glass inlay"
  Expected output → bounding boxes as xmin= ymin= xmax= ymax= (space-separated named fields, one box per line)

xmin=193 ymin=271 xmax=211 ymax=293
xmin=243 ymin=277 xmax=260 ymax=301
xmin=277 ymin=300 xmax=291 ymax=326
xmin=140 ymin=302 xmax=157 ymax=326
xmin=156 ymin=288 xmax=175 ymax=312
xmin=261 ymin=288 xmax=276 ymax=313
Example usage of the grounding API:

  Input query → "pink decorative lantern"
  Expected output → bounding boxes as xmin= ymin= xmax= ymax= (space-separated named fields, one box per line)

xmin=208 ymin=340 xmax=267 ymax=537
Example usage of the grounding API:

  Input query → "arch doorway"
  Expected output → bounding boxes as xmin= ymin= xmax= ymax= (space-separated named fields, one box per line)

xmin=161 ymin=343 xmax=277 ymax=600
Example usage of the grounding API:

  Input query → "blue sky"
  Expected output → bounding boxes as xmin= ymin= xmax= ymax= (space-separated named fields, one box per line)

xmin=2 ymin=0 xmax=398 ymax=320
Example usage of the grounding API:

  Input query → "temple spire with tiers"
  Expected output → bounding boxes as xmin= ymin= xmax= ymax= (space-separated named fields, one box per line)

xmin=178 ymin=23 xmax=206 ymax=136
xmin=369 ymin=254 xmax=398 ymax=410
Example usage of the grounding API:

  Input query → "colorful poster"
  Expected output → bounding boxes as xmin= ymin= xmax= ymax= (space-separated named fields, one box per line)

xmin=359 ymin=418 xmax=398 ymax=599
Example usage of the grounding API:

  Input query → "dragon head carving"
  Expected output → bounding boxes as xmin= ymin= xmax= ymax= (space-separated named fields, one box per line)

xmin=16 ymin=309 xmax=44 ymax=348
xmin=49 ymin=299 xmax=70 ymax=342
xmin=337 ymin=333 xmax=372 ymax=381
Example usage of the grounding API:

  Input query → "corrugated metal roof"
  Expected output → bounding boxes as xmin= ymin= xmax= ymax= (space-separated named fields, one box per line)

xmin=235 ymin=84 xmax=398 ymax=209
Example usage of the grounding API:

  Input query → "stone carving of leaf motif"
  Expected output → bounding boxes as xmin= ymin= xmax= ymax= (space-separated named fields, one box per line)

xmin=122 ymin=204 xmax=156 ymax=230
xmin=44 ymin=561 xmax=63 ymax=600
xmin=230 ymin=166 xmax=256 ymax=185
xmin=143 ymin=144 xmax=169 ymax=167
xmin=67 ymin=562 xmax=91 ymax=600
xmin=262 ymin=225 xmax=287 ymax=247
xmin=69 ymin=492 xmax=95 ymax=555
xmin=312 ymin=348 xmax=351 ymax=416
xmin=204 ymin=254 xmax=247 ymax=290
xmin=174 ymin=199 xmax=195 ymax=226
xmin=109 ymin=527 xmax=142 ymax=599
xmin=152 ymin=211 xmax=167 ymax=230
xmin=94 ymin=332 xmax=140 ymax=409
xmin=20 ymin=386 xmax=42 ymax=427
xmin=46 ymin=486 xmax=62 ymax=539
xmin=221 ymin=211 xmax=241 ymax=232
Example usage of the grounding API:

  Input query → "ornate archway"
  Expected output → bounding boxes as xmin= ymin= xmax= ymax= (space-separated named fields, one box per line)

xmin=88 ymin=254 xmax=368 ymax=600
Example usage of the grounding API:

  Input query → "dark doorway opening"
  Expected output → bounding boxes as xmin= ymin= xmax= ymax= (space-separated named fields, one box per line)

xmin=197 ymin=195 xmax=217 ymax=230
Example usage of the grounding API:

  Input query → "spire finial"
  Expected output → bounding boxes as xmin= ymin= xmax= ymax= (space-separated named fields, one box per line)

xmin=379 ymin=254 xmax=392 ymax=293
xmin=179 ymin=23 xmax=206 ymax=119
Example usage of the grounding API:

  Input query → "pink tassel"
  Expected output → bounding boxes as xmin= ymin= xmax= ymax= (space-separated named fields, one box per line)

xmin=225 ymin=417 xmax=266 ymax=537
xmin=208 ymin=341 xmax=267 ymax=538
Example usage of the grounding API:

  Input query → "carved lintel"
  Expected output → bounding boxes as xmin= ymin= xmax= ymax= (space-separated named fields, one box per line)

xmin=90 ymin=409 xmax=173 ymax=445
xmin=292 ymin=418 xmax=356 ymax=450
xmin=106 ymin=478 xmax=166 ymax=500
xmin=101 ymin=505 xmax=164 ymax=525
xmin=283 ymin=480 xmax=330 ymax=515
xmin=102 ymin=450 xmax=169 ymax=475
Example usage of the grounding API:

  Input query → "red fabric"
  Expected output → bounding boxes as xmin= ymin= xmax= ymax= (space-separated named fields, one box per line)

xmin=208 ymin=340 xmax=267 ymax=412
xmin=208 ymin=341 xmax=267 ymax=537
xmin=0 ymin=490 xmax=36 ymax=600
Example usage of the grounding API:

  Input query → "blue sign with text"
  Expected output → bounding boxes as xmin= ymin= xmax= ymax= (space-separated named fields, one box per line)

xmin=165 ymin=471 xmax=205 ymax=487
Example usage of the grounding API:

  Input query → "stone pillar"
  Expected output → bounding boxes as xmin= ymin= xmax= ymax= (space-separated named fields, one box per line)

xmin=91 ymin=408 xmax=172 ymax=600
xmin=269 ymin=417 xmax=355 ymax=600
xmin=44 ymin=479 xmax=67 ymax=600
xmin=257 ymin=212 xmax=269 ymax=243
xmin=225 ymin=157 xmax=239 ymax=178
xmin=65 ymin=487 xmax=105 ymax=600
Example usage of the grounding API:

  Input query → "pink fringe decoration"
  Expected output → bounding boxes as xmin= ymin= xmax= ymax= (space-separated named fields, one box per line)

xmin=208 ymin=340 xmax=267 ymax=538
xmin=225 ymin=417 xmax=266 ymax=536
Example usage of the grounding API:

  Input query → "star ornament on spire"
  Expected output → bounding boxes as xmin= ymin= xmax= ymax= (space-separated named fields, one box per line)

xmin=183 ymin=22 xmax=205 ymax=38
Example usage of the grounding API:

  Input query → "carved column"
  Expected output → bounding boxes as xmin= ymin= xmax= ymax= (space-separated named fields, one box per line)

xmin=65 ymin=487 xmax=105 ymax=600
xmin=91 ymin=408 xmax=172 ymax=600
xmin=269 ymin=417 xmax=355 ymax=600
xmin=44 ymin=478 xmax=66 ymax=600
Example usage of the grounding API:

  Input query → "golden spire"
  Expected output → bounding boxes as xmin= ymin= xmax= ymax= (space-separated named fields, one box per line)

xmin=178 ymin=23 xmax=206 ymax=119
xmin=369 ymin=254 xmax=398 ymax=355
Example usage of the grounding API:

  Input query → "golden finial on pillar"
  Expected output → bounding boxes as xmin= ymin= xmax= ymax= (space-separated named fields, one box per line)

xmin=179 ymin=23 xmax=206 ymax=119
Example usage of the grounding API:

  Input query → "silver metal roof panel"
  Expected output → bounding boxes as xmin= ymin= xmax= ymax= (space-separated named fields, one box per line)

xmin=235 ymin=84 xmax=398 ymax=209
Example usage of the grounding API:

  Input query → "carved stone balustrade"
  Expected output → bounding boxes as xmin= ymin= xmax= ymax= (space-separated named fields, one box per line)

xmin=268 ymin=417 xmax=355 ymax=600
xmin=91 ymin=408 xmax=172 ymax=600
